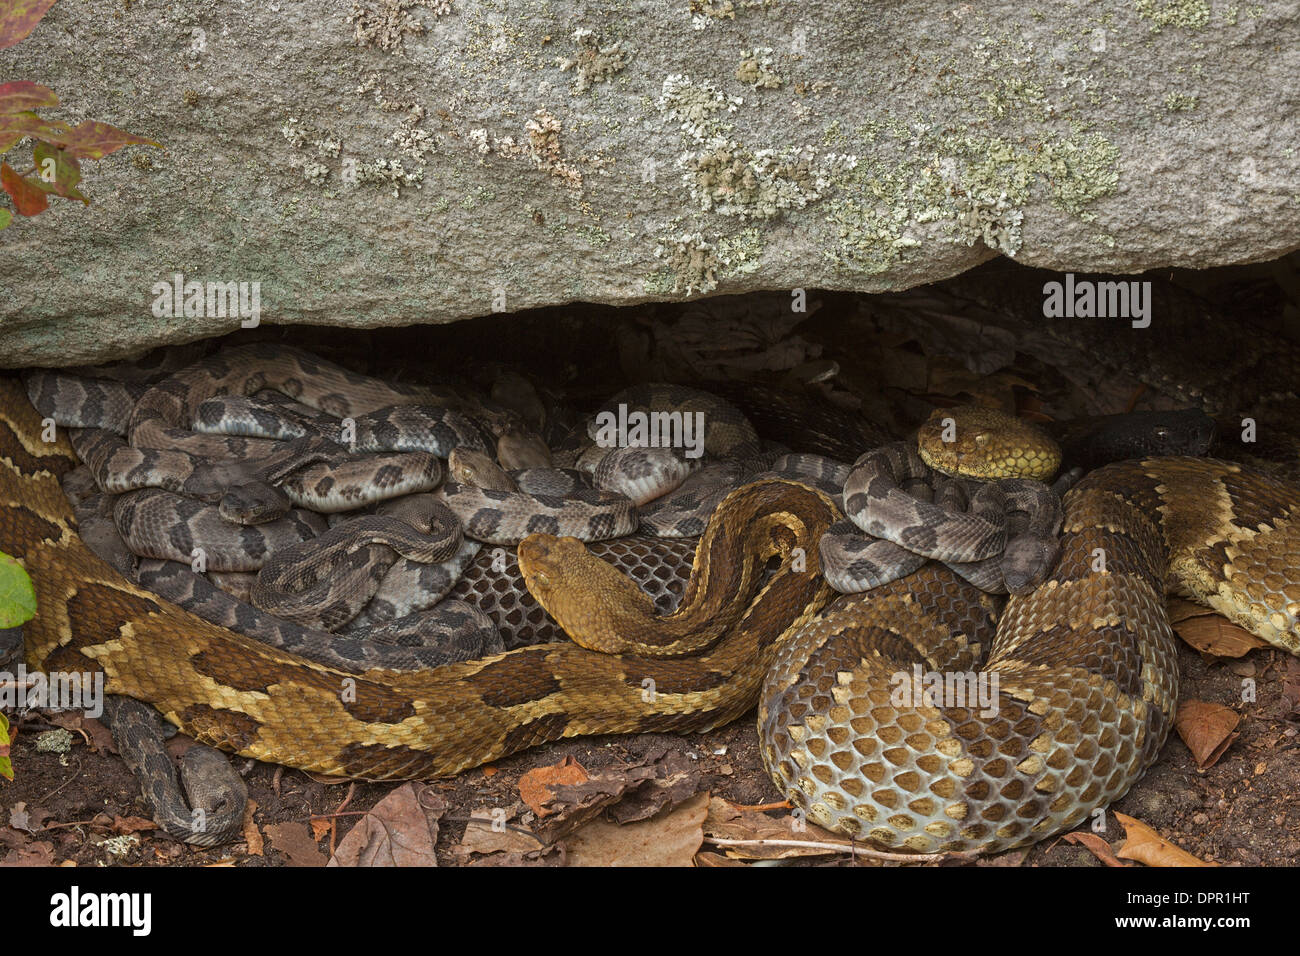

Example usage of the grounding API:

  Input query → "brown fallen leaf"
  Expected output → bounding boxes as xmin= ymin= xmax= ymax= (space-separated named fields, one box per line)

xmin=328 ymin=783 xmax=446 ymax=868
xmin=464 ymin=846 xmax=566 ymax=867
xmin=1114 ymin=813 xmax=1216 ymax=867
xmin=242 ymin=799 xmax=263 ymax=856
xmin=0 ymin=840 xmax=54 ymax=867
xmin=693 ymin=850 xmax=749 ymax=867
xmin=454 ymin=806 xmax=549 ymax=864
xmin=79 ymin=717 xmax=116 ymax=755
xmin=518 ymin=755 xmax=589 ymax=817
xmin=264 ymin=822 xmax=327 ymax=867
xmin=111 ymin=815 xmax=158 ymax=835
xmin=565 ymin=791 xmax=710 ymax=867
xmin=532 ymin=748 xmax=701 ymax=844
xmin=1167 ymin=598 xmax=1212 ymax=624
xmin=8 ymin=801 xmax=49 ymax=834
xmin=1172 ymin=611 xmax=1269 ymax=658
xmin=1175 ymin=699 xmax=1240 ymax=769
xmin=309 ymin=817 xmax=332 ymax=845
xmin=1060 ymin=831 xmax=1127 ymax=867
xmin=702 ymin=796 xmax=844 ymax=860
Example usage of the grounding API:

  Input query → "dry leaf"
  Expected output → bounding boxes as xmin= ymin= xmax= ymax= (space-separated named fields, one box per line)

xmin=78 ymin=717 xmax=116 ymax=755
xmin=8 ymin=801 xmax=45 ymax=834
xmin=0 ymin=840 xmax=54 ymax=867
xmin=242 ymin=799 xmax=263 ymax=856
xmin=702 ymin=796 xmax=844 ymax=860
xmin=308 ymin=817 xmax=332 ymax=844
xmin=455 ymin=806 xmax=546 ymax=861
xmin=1114 ymin=813 xmax=1216 ymax=867
xmin=693 ymin=850 xmax=749 ymax=867
xmin=264 ymin=822 xmax=327 ymax=867
xmin=1172 ymin=612 xmax=1268 ymax=658
xmin=111 ymin=815 xmax=158 ymax=835
xmin=1060 ymin=831 xmax=1127 ymax=867
xmin=565 ymin=791 xmax=710 ymax=867
xmin=1167 ymin=598 xmax=1212 ymax=624
xmin=531 ymin=749 xmax=701 ymax=845
xmin=1174 ymin=700 xmax=1240 ymax=769
xmin=518 ymin=755 xmax=589 ymax=817
xmin=328 ymin=783 xmax=446 ymax=868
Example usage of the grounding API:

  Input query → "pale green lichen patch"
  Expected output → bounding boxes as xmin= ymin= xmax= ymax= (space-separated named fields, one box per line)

xmin=658 ymin=74 xmax=854 ymax=222
xmin=556 ymin=27 xmax=633 ymax=93
xmin=823 ymin=122 xmax=1121 ymax=274
xmin=281 ymin=117 xmax=342 ymax=184
xmin=735 ymin=48 xmax=783 ymax=89
xmin=347 ymin=0 xmax=452 ymax=54
xmin=1164 ymin=92 xmax=1199 ymax=111
xmin=658 ymin=74 xmax=743 ymax=142
xmin=649 ymin=227 xmax=765 ymax=294
xmin=680 ymin=141 xmax=844 ymax=219
xmin=354 ymin=158 xmax=425 ymax=197
xmin=716 ymin=227 xmax=765 ymax=276
xmin=652 ymin=233 xmax=721 ymax=294
xmin=688 ymin=0 xmax=776 ymax=29
xmin=1134 ymin=0 xmax=1211 ymax=30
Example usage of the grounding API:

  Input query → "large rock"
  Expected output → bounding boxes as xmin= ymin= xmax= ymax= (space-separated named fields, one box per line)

xmin=2 ymin=0 xmax=1298 ymax=367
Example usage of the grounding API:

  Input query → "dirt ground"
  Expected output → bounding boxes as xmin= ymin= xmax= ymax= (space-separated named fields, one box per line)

xmin=2 ymin=631 xmax=1297 ymax=867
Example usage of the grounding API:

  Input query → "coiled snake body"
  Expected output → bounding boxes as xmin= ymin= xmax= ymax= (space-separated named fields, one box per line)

xmin=6 ymin=374 xmax=1300 ymax=854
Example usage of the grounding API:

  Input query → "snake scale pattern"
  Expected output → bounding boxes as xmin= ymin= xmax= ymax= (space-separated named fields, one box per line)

xmin=6 ymin=336 xmax=1300 ymax=854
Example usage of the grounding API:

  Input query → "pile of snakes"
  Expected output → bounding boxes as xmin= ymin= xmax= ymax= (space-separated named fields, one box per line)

xmin=5 ymin=338 xmax=1300 ymax=856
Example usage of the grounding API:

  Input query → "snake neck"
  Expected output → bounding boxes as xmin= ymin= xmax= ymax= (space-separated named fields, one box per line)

xmin=518 ymin=480 xmax=839 ymax=657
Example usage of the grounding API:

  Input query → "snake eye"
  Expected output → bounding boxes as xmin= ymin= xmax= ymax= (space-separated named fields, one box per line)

xmin=974 ymin=433 xmax=988 ymax=445
xmin=534 ymin=571 xmax=550 ymax=587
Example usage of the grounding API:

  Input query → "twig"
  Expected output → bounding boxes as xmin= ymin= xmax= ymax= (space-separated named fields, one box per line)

xmin=330 ymin=781 xmax=357 ymax=856
xmin=35 ymin=758 xmax=82 ymax=803
xmin=705 ymin=836 xmax=964 ymax=863
xmin=727 ymin=800 xmax=791 ymax=812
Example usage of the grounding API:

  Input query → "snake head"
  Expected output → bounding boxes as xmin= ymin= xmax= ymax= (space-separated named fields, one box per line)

xmin=516 ymin=534 xmax=585 ymax=595
xmin=517 ymin=533 xmax=659 ymax=651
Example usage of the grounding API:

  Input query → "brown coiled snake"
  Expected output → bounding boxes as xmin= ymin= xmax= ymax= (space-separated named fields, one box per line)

xmin=5 ymin=372 xmax=1300 ymax=855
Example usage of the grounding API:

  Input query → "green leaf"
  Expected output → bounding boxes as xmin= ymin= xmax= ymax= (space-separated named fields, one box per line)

xmin=32 ymin=140 xmax=84 ymax=202
xmin=0 ymin=552 xmax=36 ymax=627
xmin=0 ymin=0 xmax=58 ymax=51
xmin=0 ymin=208 xmax=11 ymax=230
xmin=58 ymin=120 xmax=160 ymax=160
xmin=0 ymin=81 xmax=58 ymax=114
xmin=0 ymin=711 xmax=11 ymax=782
